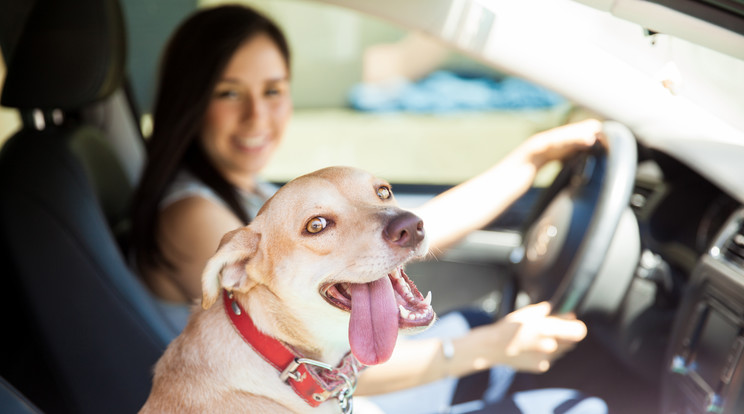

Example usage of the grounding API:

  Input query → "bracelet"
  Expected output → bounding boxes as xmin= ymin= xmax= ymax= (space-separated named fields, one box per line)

xmin=441 ymin=338 xmax=455 ymax=360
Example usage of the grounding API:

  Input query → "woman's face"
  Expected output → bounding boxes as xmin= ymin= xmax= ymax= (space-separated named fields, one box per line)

xmin=200 ymin=34 xmax=292 ymax=190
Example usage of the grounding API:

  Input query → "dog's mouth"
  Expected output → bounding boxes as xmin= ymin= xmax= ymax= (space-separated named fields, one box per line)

xmin=320 ymin=267 xmax=435 ymax=366
xmin=322 ymin=268 xmax=433 ymax=326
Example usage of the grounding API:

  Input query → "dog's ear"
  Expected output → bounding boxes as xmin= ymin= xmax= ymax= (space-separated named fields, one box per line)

xmin=201 ymin=227 xmax=261 ymax=309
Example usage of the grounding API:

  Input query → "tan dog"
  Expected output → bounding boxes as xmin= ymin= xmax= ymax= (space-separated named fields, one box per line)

xmin=140 ymin=166 xmax=436 ymax=413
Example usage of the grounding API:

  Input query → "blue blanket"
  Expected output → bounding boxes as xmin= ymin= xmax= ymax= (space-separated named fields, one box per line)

xmin=348 ymin=70 xmax=564 ymax=113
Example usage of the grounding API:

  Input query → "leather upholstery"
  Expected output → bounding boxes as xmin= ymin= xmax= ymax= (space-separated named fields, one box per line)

xmin=0 ymin=0 xmax=177 ymax=413
xmin=0 ymin=376 xmax=42 ymax=414
xmin=1 ymin=0 xmax=125 ymax=110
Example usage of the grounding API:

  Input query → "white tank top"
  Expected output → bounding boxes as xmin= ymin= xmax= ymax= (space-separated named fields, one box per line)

xmin=160 ymin=170 xmax=278 ymax=220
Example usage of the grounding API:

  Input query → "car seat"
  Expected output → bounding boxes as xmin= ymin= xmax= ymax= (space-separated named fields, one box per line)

xmin=0 ymin=376 xmax=43 ymax=414
xmin=0 ymin=0 xmax=178 ymax=413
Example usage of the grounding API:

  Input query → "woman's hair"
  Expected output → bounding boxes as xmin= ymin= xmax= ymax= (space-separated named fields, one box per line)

xmin=130 ymin=4 xmax=290 ymax=272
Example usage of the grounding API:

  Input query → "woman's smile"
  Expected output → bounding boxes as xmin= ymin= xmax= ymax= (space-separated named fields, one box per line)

xmin=233 ymin=134 xmax=271 ymax=151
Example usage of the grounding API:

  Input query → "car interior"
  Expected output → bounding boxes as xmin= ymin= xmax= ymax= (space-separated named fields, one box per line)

xmin=0 ymin=0 xmax=177 ymax=413
xmin=1 ymin=0 xmax=744 ymax=413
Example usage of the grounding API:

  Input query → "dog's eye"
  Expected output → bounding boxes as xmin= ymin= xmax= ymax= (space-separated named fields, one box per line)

xmin=377 ymin=186 xmax=392 ymax=200
xmin=306 ymin=217 xmax=328 ymax=234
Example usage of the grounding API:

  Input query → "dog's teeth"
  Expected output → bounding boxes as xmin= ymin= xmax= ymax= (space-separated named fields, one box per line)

xmin=391 ymin=269 xmax=402 ymax=280
xmin=423 ymin=291 xmax=432 ymax=306
xmin=399 ymin=304 xmax=411 ymax=319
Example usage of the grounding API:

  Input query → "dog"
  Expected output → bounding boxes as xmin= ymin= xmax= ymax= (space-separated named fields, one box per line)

xmin=140 ymin=166 xmax=436 ymax=413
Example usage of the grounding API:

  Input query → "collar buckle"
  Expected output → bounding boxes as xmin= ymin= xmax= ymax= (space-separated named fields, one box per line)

xmin=279 ymin=357 xmax=332 ymax=383
xmin=279 ymin=357 xmax=358 ymax=412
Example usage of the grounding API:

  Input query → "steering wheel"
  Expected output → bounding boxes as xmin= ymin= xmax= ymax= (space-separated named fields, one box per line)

xmin=509 ymin=121 xmax=637 ymax=315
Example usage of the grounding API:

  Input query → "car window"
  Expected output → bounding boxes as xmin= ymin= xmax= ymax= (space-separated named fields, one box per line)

xmin=117 ymin=0 xmax=589 ymax=188
xmin=212 ymin=0 xmax=587 ymax=186
xmin=0 ymin=0 xmax=585 ymax=186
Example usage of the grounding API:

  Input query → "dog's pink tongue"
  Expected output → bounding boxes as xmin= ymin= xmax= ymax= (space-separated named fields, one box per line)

xmin=349 ymin=277 xmax=399 ymax=366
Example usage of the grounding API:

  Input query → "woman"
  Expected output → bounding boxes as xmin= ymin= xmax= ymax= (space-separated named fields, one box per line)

xmin=130 ymin=5 xmax=604 ymax=413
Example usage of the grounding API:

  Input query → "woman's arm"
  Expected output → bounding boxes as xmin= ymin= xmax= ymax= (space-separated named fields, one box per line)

xmin=414 ymin=119 xmax=602 ymax=252
xmin=357 ymin=120 xmax=602 ymax=394
xmin=356 ymin=302 xmax=587 ymax=395
xmin=152 ymin=196 xmax=244 ymax=301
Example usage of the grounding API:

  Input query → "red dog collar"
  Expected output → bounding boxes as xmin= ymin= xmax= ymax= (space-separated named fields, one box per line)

xmin=223 ymin=291 xmax=362 ymax=411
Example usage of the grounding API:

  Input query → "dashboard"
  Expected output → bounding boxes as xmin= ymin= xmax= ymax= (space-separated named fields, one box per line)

xmin=662 ymin=209 xmax=744 ymax=414
xmin=633 ymin=149 xmax=739 ymax=274
xmin=617 ymin=146 xmax=744 ymax=413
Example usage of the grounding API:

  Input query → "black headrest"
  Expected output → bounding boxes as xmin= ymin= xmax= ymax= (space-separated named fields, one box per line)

xmin=1 ymin=0 xmax=126 ymax=110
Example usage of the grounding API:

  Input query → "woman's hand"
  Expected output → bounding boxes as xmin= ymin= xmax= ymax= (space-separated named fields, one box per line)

xmin=356 ymin=302 xmax=588 ymax=395
xmin=451 ymin=302 xmax=587 ymax=374
xmin=521 ymin=118 xmax=603 ymax=168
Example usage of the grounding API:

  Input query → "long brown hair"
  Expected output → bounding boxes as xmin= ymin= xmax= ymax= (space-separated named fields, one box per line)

xmin=130 ymin=4 xmax=290 ymax=272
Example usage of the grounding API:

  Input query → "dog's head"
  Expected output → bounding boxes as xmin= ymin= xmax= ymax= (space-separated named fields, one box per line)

xmin=201 ymin=166 xmax=435 ymax=365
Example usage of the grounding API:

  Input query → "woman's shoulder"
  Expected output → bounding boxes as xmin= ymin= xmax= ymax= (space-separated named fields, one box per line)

xmin=157 ymin=192 xmax=243 ymax=269
xmin=161 ymin=170 xmax=228 ymax=210
xmin=158 ymin=171 xmax=243 ymax=243
xmin=161 ymin=195 xmax=240 ymax=238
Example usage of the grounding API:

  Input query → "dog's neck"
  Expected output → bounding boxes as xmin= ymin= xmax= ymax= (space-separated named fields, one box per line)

xmin=222 ymin=291 xmax=361 ymax=409
xmin=225 ymin=292 xmax=350 ymax=366
xmin=235 ymin=287 xmax=352 ymax=365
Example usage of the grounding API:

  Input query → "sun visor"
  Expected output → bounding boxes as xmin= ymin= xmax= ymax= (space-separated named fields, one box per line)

xmin=1 ymin=0 xmax=126 ymax=110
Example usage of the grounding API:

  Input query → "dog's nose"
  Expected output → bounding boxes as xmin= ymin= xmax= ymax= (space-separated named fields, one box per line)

xmin=384 ymin=211 xmax=425 ymax=248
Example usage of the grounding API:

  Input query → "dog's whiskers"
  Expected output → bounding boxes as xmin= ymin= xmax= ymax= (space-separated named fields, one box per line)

xmin=425 ymin=247 xmax=442 ymax=262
